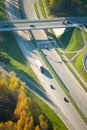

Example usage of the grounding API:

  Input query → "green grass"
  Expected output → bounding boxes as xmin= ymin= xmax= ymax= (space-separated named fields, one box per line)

xmin=39 ymin=0 xmax=47 ymax=18
xmin=34 ymin=2 xmax=40 ymax=18
xmin=65 ymin=52 xmax=77 ymax=59
xmin=0 ymin=0 xmax=7 ymax=20
xmin=42 ymin=0 xmax=50 ymax=17
xmin=73 ymin=48 xmax=87 ymax=82
xmin=0 ymin=32 xmax=26 ymax=64
xmin=59 ymin=28 xmax=84 ymax=51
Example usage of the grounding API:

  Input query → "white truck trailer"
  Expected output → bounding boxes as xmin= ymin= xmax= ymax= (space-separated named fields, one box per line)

xmin=35 ymin=60 xmax=44 ymax=73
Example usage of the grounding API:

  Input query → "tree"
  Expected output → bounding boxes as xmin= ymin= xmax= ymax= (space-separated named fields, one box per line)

xmin=24 ymin=116 xmax=34 ymax=130
xmin=34 ymin=125 xmax=40 ymax=130
xmin=17 ymin=111 xmax=27 ymax=130
xmin=10 ymin=76 xmax=19 ymax=89
xmin=40 ymin=121 xmax=48 ymax=130
xmin=0 ymin=122 xmax=4 ymax=130
xmin=39 ymin=115 xmax=48 ymax=130
xmin=49 ymin=0 xmax=54 ymax=5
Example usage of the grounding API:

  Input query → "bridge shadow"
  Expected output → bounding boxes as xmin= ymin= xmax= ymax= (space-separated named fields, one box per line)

xmin=43 ymin=28 xmax=75 ymax=49
xmin=0 ymin=32 xmax=27 ymax=65
xmin=59 ymin=28 xmax=75 ymax=48
xmin=8 ymin=1 xmax=26 ymax=19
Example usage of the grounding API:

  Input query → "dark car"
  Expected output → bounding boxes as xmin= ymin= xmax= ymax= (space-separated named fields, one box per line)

xmin=64 ymin=97 xmax=69 ymax=103
xmin=40 ymin=66 xmax=44 ymax=73
xmin=50 ymin=85 xmax=55 ymax=89
xmin=29 ymin=24 xmax=35 ymax=28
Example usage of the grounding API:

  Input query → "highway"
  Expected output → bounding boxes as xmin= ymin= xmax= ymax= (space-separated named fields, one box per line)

xmin=0 ymin=17 xmax=87 ymax=32
xmin=4 ymin=0 xmax=87 ymax=130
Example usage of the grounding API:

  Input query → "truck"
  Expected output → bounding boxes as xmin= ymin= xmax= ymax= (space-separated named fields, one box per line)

xmin=35 ymin=60 xmax=44 ymax=73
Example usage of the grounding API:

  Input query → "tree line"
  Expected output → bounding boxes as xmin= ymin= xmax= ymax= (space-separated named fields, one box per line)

xmin=0 ymin=72 xmax=56 ymax=130
xmin=46 ymin=0 xmax=87 ymax=16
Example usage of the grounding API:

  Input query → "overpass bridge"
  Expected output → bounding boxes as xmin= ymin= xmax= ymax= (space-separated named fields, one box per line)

xmin=0 ymin=17 xmax=87 ymax=32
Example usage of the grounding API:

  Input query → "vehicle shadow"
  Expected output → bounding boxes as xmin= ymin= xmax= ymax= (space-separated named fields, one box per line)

xmin=50 ymin=85 xmax=56 ymax=90
xmin=43 ymin=67 xmax=53 ymax=79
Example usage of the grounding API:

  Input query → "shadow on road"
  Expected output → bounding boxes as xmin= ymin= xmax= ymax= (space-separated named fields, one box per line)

xmin=43 ymin=67 xmax=53 ymax=79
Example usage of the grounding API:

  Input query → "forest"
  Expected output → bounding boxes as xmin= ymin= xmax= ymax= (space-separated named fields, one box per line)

xmin=46 ymin=0 xmax=87 ymax=16
xmin=0 ymin=71 xmax=56 ymax=130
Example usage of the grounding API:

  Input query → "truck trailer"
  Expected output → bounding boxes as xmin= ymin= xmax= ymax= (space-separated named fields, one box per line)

xmin=35 ymin=60 xmax=44 ymax=73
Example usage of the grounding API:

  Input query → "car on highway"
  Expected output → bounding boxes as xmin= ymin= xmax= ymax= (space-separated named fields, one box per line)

xmin=29 ymin=24 xmax=35 ymax=28
xmin=64 ymin=97 xmax=69 ymax=103
xmin=50 ymin=85 xmax=55 ymax=89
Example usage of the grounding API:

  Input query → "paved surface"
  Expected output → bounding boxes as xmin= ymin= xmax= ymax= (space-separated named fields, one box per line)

xmin=4 ymin=0 xmax=87 ymax=130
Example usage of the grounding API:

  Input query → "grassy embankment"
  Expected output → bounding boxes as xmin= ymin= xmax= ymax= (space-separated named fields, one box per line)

xmin=58 ymin=28 xmax=87 ymax=84
xmin=73 ymin=48 xmax=87 ymax=82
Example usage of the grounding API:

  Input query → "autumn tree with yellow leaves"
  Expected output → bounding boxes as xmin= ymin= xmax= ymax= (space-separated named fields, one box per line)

xmin=0 ymin=72 xmax=56 ymax=130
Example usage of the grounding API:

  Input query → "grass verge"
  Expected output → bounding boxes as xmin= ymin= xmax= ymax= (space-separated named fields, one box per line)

xmin=39 ymin=0 xmax=47 ymax=18
xmin=0 ymin=0 xmax=7 ymax=20
xmin=59 ymin=28 xmax=84 ymax=51
xmin=73 ymin=48 xmax=87 ymax=82
xmin=34 ymin=2 xmax=40 ymax=18
xmin=65 ymin=52 xmax=77 ymax=59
